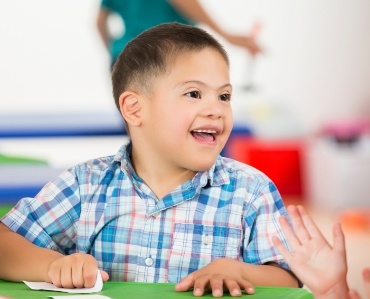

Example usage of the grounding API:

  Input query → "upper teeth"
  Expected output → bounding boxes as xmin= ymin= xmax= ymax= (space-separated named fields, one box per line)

xmin=193 ymin=130 xmax=217 ymax=133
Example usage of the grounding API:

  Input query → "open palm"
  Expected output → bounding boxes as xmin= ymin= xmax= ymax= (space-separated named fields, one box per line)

xmin=272 ymin=205 xmax=348 ymax=297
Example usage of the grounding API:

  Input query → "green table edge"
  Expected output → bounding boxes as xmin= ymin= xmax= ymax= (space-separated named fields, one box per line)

xmin=0 ymin=205 xmax=13 ymax=218
xmin=0 ymin=281 xmax=313 ymax=299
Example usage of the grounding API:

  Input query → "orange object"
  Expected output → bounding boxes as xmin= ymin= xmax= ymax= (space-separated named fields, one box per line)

xmin=340 ymin=210 xmax=370 ymax=232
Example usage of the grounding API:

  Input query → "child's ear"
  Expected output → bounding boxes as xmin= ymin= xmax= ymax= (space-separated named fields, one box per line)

xmin=119 ymin=91 xmax=142 ymax=127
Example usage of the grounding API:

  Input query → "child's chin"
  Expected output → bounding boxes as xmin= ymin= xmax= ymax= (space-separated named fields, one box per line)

xmin=192 ymin=160 xmax=217 ymax=172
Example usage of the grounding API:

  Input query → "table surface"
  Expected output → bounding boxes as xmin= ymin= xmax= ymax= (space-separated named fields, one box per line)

xmin=0 ymin=281 xmax=313 ymax=299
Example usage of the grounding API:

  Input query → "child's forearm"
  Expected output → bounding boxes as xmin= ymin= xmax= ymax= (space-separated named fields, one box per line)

xmin=240 ymin=262 xmax=299 ymax=287
xmin=0 ymin=223 xmax=63 ymax=282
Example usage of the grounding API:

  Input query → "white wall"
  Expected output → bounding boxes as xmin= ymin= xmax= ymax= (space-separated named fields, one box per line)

xmin=199 ymin=0 xmax=370 ymax=133
xmin=0 ymin=0 xmax=114 ymax=114
xmin=1 ymin=0 xmax=370 ymax=134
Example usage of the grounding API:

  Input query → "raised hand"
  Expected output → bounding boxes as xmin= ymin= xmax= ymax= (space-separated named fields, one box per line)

xmin=272 ymin=205 xmax=349 ymax=299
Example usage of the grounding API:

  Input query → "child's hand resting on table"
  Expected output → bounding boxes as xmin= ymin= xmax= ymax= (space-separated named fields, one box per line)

xmin=46 ymin=253 xmax=109 ymax=288
xmin=175 ymin=258 xmax=255 ymax=297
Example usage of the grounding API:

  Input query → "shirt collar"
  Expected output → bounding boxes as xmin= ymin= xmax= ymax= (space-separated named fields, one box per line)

xmin=113 ymin=142 xmax=135 ymax=176
xmin=194 ymin=157 xmax=231 ymax=188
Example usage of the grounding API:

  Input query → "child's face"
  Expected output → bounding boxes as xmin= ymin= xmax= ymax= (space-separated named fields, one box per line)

xmin=140 ymin=48 xmax=233 ymax=172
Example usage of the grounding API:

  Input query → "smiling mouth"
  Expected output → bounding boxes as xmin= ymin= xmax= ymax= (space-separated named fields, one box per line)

xmin=191 ymin=129 xmax=217 ymax=142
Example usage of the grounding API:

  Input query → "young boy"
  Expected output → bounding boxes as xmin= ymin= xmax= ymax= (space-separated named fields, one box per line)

xmin=0 ymin=22 xmax=299 ymax=297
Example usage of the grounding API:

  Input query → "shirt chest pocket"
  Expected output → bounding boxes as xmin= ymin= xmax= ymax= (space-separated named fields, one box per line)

xmin=168 ymin=223 xmax=242 ymax=283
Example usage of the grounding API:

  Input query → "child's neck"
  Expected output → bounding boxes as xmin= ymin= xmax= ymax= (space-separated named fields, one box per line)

xmin=131 ymin=153 xmax=196 ymax=200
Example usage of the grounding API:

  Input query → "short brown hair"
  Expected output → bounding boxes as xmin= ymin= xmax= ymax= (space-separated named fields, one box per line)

xmin=111 ymin=22 xmax=229 ymax=110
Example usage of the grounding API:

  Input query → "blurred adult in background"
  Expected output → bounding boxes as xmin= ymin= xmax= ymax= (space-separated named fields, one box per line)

xmin=96 ymin=0 xmax=261 ymax=69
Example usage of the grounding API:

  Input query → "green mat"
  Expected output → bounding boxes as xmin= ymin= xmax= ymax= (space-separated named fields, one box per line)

xmin=0 ymin=281 xmax=313 ymax=299
xmin=0 ymin=154 xmax=47 ymax=165
xmin=0 ymin=205 xmax=13 ymax=217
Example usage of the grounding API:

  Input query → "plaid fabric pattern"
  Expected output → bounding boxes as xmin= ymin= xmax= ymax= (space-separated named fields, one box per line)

xmin=1 ymin=143 xmax=291 ymax=283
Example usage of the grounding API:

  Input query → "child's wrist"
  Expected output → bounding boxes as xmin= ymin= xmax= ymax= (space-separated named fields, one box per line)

xmin=314 ymin=282 xmax=350 ymax=299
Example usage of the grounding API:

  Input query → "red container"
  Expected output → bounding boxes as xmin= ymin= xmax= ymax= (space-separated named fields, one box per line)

xmin=226 ymin=137 xmax=304 ymax=197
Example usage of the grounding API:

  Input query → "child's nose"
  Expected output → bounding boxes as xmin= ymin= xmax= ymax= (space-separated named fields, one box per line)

xmin=205 ymin=98 xmax=223 ymax=118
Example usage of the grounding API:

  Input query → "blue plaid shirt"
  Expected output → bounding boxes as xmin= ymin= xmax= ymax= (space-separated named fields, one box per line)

xmin=1 ymin=143 xmax=292 ymax=283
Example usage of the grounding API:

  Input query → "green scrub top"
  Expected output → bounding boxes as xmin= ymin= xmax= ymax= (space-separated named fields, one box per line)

xmin=101 ymin=0 xmax=194 ymax=63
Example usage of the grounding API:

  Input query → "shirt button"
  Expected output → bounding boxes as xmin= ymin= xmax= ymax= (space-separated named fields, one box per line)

xmin=203 ymin=235 xmax=212 ymax=245
xmin=145 ymin=257 xmax=154 ymax=266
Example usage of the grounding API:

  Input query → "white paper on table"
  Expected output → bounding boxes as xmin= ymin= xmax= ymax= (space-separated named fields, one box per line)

xmin=48 ymin=295 xmax=110 ymax=299
xmin=23 ymin=270 xmax=103 ymax=294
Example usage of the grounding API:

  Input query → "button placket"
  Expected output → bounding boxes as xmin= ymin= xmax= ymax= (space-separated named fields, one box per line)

xmin=145 ymin=257 xmax=154 ymax=266
xmin=203 ymin=235 xmax=213 ymax=245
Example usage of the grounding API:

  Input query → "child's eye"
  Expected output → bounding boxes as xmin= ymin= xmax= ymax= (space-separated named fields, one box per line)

xmin=185 ymin=90 xmax=201 ymax=99
xmin=219 ymin=93 xmax=231 ymax=102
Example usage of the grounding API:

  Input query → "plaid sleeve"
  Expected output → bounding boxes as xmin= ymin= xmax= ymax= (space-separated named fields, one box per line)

xmin=243 ymin=180 xmax=291 ymax=270
xmin=1 ymin=169 xmax=82 ymax=254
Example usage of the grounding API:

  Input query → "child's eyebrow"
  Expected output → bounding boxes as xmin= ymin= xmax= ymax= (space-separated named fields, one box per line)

xmin=178 ymin=80 xmax=232 ymax=90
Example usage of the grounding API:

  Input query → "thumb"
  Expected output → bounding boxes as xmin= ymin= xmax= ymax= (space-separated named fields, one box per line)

xmin=332 ymin=223 xmax=346 ymax=255
xmin=174 ymin=273 xmax=195 ymax=292
xmin=100 ymin=270 xmax=110 ymax=282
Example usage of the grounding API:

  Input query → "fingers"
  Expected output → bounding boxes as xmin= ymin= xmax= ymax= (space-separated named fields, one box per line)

xmin=82 ymin=261 xmax=99 ymax=288
xmin=208 ymin=276 xmax=224 ymax=297
xmin=274 ymin=205 xmax=330 ymax=258
xmin=71 ymin=259 xmax=85 ymax=288
xmin=223 ymin=280 xmax=243 ymax=297
xmin=245 ymin=38 xmax=262 ymax=56
xmin=174 ymin=273 xmax=195 ymax=292
xmin=175 ymin=273 xmax=254 ymax=297
xmin=100 ymin=270 xmax=110 ymax=282
xmin=48 ymin=257 xmax=64 ymax=287
xmin=271 ymin=235 xmax=292 ymax=263
xmin=287 ymin=205 xmax=312 ymax=244
xmin=48 ymin=253 xmax=99 ymax=289
xmin=332 ymin=222 xmax=346 ymax=255
xmin=296 ymin=205 xmax=326 ymax=241
xmin=191 ymin=274 xmax=210 ymax=297
xmin=236 ymin=279 xmax=255 ymax=296
xmin=209 ymin=278 xmax=253 ymax=297
xmin=278 ymin=215 xmax=301 ymax=250
xmin=285 ymin=205 xmax=329 ymax=246
xmin=183 ymin=276 xmax=254 ymax=297
xmin=249 ymin=21 xmax=262 ymax=40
